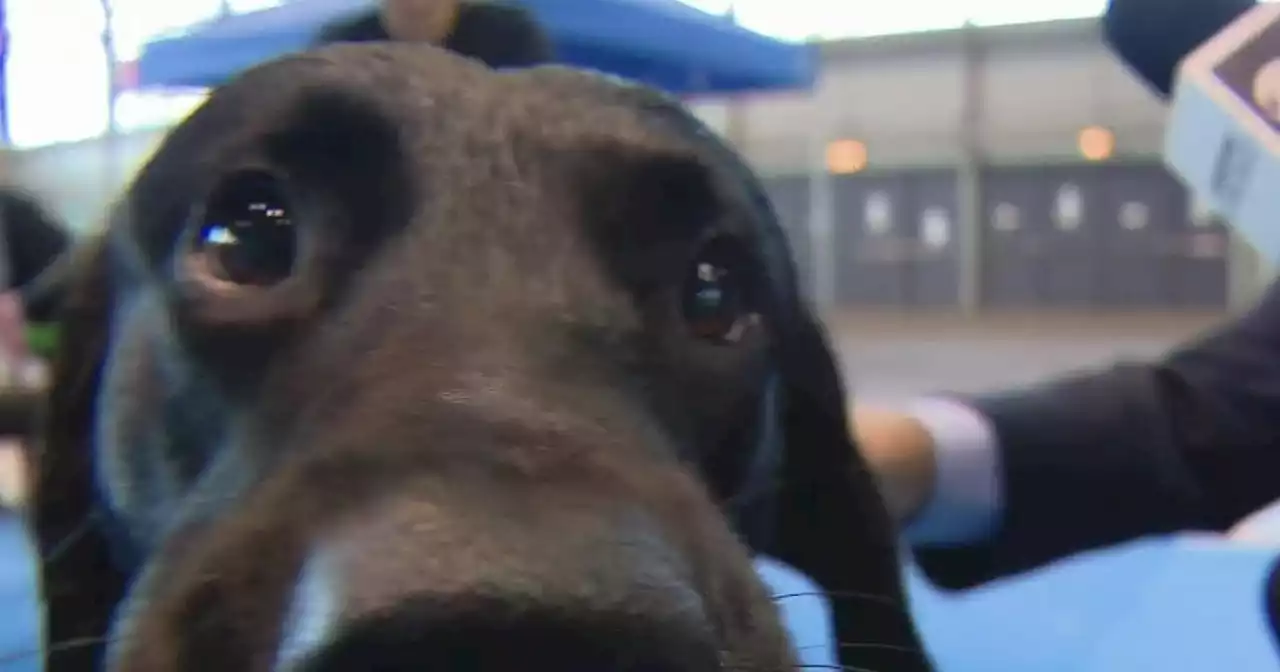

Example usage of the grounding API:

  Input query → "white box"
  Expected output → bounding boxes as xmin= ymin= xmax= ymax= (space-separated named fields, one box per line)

xmin=1165 ymin=2 xmax=1280 ymax=261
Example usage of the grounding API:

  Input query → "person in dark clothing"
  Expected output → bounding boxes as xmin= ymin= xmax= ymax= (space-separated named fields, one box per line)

xmin=316 ymin=0 xmax=555 ymax=68
xmin=0 ymin=188 xmax=70 ymax=461
xmin=0 ymin=187 xmax=71 ymax=322
xmin=0 ymin=188 xmax=70 ymax=291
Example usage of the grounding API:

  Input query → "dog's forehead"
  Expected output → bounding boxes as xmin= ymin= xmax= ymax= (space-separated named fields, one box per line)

xmin=122 ymin=43 xmax=747 ymax=248
xmin=116 ymin=43 xmax=782 ymax=289
xmin=207 ymin=43 xmax=707 ymax=162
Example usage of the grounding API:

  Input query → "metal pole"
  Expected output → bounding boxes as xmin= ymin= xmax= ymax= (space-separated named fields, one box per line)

xmin=956 ymin=21 xmax=984 ymax=316
xmin=806 ymin=111 xmax=835 ymax=310
xmin=99 ymin=0 xmax=125 ymax=236
xmin=100 ymin=0 xmax=119 ymax=137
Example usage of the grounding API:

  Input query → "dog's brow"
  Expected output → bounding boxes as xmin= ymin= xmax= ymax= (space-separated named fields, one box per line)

xmin=604 ymin=86 xmax=794 ymax=290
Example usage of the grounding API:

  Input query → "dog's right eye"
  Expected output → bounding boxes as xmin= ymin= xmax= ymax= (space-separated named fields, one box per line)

xmin=189 ymin=170 xmax=298 ymax=288
xmin=681 ymin=235 xmax=759 ymax=344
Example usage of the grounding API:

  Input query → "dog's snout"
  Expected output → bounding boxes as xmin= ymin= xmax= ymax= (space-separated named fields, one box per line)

xmin=273 ymin=489 xmax=722 ymax=672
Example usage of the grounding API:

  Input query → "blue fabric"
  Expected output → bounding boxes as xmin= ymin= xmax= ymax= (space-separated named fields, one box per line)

xmin=905 ymin=536 xmax=1278 ymax=670
xmin=0 ymin=517 xmax=38 ymax=672
xmin=135 ymin=0 xmax=816 ymax=95
xmin=1 ymin=516 xmax=1276 ymax=671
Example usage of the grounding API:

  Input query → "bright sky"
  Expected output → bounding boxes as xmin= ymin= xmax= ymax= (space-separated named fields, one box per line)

xmin=683 ymin=0 xmax=1277 ymax=41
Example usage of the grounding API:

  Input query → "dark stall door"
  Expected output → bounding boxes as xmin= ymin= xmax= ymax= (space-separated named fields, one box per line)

xmin=832 ymin=173 xmax=911 ymax=308
xmin=1094 ymin=164 xmax=1184 ymax=308
xmin=979 ymin=165 xmax=1104 ymax=308
xmin=1093 ymin=163 xmax=1226 ymax=309
xmin=902 ymin=171 xmax=961 ymax=308
xmin=1037 ymin=165 xmax=1107 ymax=308
xmin=980 ymin=167 xmax=1051 ymax=308
xmin=979 ymin=162 xmax=1227 ymax=311
xmin=762 ymin=175 xmax=815 ymax=300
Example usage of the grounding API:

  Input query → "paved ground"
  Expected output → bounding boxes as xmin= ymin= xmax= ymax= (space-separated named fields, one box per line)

xmin=825 ymin=310 xmax=1227 ymax=404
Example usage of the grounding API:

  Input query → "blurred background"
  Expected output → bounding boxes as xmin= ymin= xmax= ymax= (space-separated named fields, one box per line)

xmin=0 ymin=2 xmax=1272 ymax=669
xmin=1 ymin=0 xmax=1263 ymax=317
xmin=0 ymin=0 xmax=1257 ymax=399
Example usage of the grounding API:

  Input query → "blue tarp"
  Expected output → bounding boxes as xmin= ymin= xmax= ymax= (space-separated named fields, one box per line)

xmin=136 ymin=0 xmax=816 ymax=95
xmin=2 ymin=514 xmax=1277 ymax=671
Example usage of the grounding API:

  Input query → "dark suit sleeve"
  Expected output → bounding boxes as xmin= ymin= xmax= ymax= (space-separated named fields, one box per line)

xmin=915 ymin=280 xmax=1280 ymax=590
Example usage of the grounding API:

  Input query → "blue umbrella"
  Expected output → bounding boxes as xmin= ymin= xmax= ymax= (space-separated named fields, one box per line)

xmin=135 ymin=0 xmax=816 ymax=95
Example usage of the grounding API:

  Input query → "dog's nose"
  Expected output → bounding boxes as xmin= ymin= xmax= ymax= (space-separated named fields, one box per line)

xmin=273 ymin=493 xmax=722 ymax=672
xmin=278 ymin=592 xmax=721 ymax=672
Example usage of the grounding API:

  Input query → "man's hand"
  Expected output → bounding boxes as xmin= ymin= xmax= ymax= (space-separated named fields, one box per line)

xmin=849 ymin=405 xmax=939 ymax=528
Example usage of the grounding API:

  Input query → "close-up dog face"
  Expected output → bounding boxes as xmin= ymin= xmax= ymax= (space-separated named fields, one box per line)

xmin=28 ymin=44 xmax=930 ymax=672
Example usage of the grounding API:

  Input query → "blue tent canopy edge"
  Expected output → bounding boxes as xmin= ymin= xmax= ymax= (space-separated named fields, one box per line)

xmin=135 ymin=0 xmax=817 ymax=95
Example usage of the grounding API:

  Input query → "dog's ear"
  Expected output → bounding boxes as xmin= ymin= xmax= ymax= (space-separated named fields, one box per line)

xmin=26 ymin=236 xmax=129 ymax=672
xmin=720 ymin=181 xmax=929 ymax=669
xmin=762 ymin=306 xmax=931 ymax=670
xmin=649 ymin=119 xmax=932 ymax=669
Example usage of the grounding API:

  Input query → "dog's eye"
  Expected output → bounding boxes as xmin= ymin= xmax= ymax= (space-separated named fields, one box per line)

xmin=682 ymin=236 xmax=758 ymax=344
xmin=191 ymin=170 xmax=298 ymax=287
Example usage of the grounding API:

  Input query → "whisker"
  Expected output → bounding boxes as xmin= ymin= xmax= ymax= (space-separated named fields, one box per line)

xmin=34 ymin=487 xmax=243 ymax=566
xmin=793 ymin=664 xmax=880 ymax=672
xmin=0 ymin=634 xmax=114 ymax=664
xmin=796 ymin=642 xmax=923 ymax=655
xmin=732 ymin=660 xmax=880 ymax=665
xmin=770 ymin=590 xmax=908 ymax=611
xmin=39 ymin=509 xmax=104 ymax=566
xmin=721 ymin=472 xmax=783 ymax=510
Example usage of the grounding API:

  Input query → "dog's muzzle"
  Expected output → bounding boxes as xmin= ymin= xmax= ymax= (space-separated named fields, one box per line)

xmin=270 ymin=486 xmax=722 ymax=672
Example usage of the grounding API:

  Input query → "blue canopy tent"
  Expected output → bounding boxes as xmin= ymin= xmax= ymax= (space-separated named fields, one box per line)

xmin=134 ymin=0 xmax=816 ymax=95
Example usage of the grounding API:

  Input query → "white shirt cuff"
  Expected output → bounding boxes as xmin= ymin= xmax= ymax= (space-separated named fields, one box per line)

xmin=902 ymin=397 xmax=1003 ymax=547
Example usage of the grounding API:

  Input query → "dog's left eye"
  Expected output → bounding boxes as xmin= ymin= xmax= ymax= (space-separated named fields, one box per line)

xmin=682 ymin=236 xmax=758 ymax=344
xmin=189 ymin=170 xmax=298 ymax=287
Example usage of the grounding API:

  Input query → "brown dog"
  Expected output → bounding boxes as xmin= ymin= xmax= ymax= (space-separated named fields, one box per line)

xmin=27 ymin=43 xmax=931 ymax=672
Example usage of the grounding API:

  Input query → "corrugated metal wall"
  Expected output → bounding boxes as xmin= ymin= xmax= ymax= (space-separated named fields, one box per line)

xmin=762 ymin=163 xmax=1230 ymax=311
xmin=700 ymin=19 xmax=1243 ymax=312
